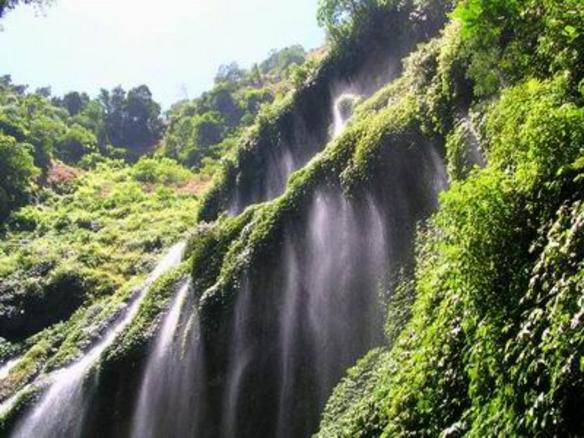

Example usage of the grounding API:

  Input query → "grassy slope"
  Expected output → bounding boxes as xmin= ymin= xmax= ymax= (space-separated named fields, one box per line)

xmin=0 ymin=157 xmax=201 ymax=410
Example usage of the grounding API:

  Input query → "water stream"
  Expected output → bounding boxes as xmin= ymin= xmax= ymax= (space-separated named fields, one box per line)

xmin=276 ymin=192 xmax=387 ymax=437
xmin=218 ymin=190 xmax=391 ymax=437
xmin=0 ymin=358 xmax=20 ymax=381
xmin=213 ymin=123 xmax=448 ymax=436
xmin=227 ymin=89 xmax=361 ymax=216
xmin=332 ymin=93 xmax=359 ymax=138
xmin=4 ymin=68 xmax=448 ymax=438
xmin=131 ymin=278 xmax=205 ymax=438
xmin=10 ymin=241 xmax=186 ymax=438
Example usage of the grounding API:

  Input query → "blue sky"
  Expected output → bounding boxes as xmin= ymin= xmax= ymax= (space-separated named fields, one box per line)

xmin=0 ymin=0 xmax=324 ymax=108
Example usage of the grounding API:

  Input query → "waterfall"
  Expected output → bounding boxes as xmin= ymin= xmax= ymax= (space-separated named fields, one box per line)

xmin=212 ymin=132 xmax=448 ymax=437
xmin=332 ymin=93 xmax=359 ymax=138
xmin=227 ymin=91 xmax=360 ymax=217
xmin=0 ymin=358 xmax=20 ymax=381
xmin=131 ymin=278 xmax=205 ymax=438
xmin=220 ymin=190 xmax=388 ymax=438
xmin=461 ymin=116 xmax=485 ymax=168
xmin=265 ymin=147 xmax=296 ymax=202
xmin=221 ymin=276 xmax=254 ymax=438
xmin=10 ymin=241 xmax=186 ymax=438
xmin=228 ymin=146 xmax=296 ymax=216
xmin=276 ymin=192 xmax=387 ymax=436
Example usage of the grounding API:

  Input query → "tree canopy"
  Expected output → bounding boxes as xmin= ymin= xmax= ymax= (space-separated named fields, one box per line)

xmin=317 ymin=0 xmax=378 ymax=44
xmin=0 ymin=134 xmax=38 ymax=219
xmin=0 ymin=0 xmax=52 ymax=18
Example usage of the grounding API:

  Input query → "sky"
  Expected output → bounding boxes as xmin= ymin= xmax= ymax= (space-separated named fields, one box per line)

xmin=0 ymin=0 xmax=325 ymax=108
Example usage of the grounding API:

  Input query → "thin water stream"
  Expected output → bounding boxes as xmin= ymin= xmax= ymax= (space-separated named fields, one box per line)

xmin=0 ymin=359 xmax=20 ymax=381
xmin=131 ymin=278 xmax=205 ymax=438
xmin=332 ymin=93 xmax=359 ymax=138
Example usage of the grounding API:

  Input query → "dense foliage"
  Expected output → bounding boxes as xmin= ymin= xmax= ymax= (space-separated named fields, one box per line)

xmin=0 ymin=134 xmax=38 ymax=220
xmin=0 ymin=77 xmax=166 ymax=218
xmin=0 ymin=0 xmax=50 ymax=17
xmin=1 ymin=0 xmax=584 ymax=436
xmin=161 ymin=46 xmax=310 ymax=169
xmin=315 ymin=0 xmax=584 ymax=436
xmin=0 ymin=158 xmax=199 ymax=339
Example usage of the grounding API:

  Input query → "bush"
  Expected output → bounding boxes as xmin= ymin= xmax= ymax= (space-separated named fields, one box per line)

xmin=132 ymin=157 xmax=192 ymax=185
xmin=55 ymin=124 xmax=98 ymax=164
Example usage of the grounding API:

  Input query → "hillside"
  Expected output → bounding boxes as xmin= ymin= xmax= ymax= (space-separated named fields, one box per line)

xmin=0 ymin=0 xmax=583 ymax=437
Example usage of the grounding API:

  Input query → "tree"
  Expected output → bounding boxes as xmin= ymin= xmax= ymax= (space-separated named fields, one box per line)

xmin=72 ymin=99 xmax=107 ymax=148
xmin=175 ymin=112 xmax=223 ymax=167
xmin=0 ymin=0 xmax=53 ymax=18
xmin=214 ymin=62 xmax=245 ymax=84
xmin=0 ymin=75 xmax=27 ymax=94
xmin=103 ymin=86 xmax=126 ymax=147
xmin=124 ymin=85 xmax=162 ymax=150
xmin=55 ymin=124 xmax=97 ymax=164
xmin=260 ymin=45 xmax=306 ymax=79
xmin=316 ymin=0 xmax=377 ymax=43
xmin=0 ymin=134 xmax=38 ymax=219
xmin=60 ymin=91 xmax=90 ymax=116
xmin=35 ymin=86 xmax=51 ymax=98
xmin=27 ymin=108 xmax=66 ymax=171
xmin=207 ymin=84 xmax=243 ymax=128
xmin=97 ymin=85 xmax=162 ymax=153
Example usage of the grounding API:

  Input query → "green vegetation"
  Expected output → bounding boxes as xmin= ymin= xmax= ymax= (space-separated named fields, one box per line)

xmin=315 ymin=1 xmax=584 ymax=436
xmin=0 ymin=0 xmax=51 ymax=17
xmin=0 ymin=158 xmax=199 ymax=341
xmin=198 ymin=0 xmax=450 ymax=221
xmin=0 ymin=157 xmax=199 ymax=421
xmin=317 ymin=0 xmax=379 ymax=44
xmin=161 ymin=46 xmax=310 ymax=170
xmin=0 ymin=76 xmax=164 ymax=220
xmin=0 ymin=134 xmax=38 ymax=220
xmin=1 ymin=0 xmax=584 ymax=436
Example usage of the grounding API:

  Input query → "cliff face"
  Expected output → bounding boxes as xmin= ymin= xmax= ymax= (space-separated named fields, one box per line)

xmin=188 ymin=0 xmax=584 ymax=435
xmin=2 ymin=0 xmax=584 ymax=436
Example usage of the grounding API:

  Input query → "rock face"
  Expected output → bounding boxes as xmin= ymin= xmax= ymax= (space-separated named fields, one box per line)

xmin=0 ymin=267 xmax=88 ymax=341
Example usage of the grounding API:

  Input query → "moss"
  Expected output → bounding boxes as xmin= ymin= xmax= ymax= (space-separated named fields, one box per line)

xmin=0 ymin=258 xmax=190 ymax=433
xmin=185 ymin=15 xmax=457 ymax=437
xmin=103 ymin=263 xmax=189 ymax=365
xmin=0 ymin=385 xmax=39 ymax=434
xmin=189 ymin=208 xmax=256 ymax=297
xmin=4 ymin=1 xmax=583 ymax=436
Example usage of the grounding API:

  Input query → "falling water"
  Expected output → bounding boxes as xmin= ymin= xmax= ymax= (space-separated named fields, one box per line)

xmin=220 ymin=190 xmax=388 ymax=438
xmin=221 ymin=276 xmax=254 ymax=438
xmin=461 ymin=116 xmax=485 ymax=168
xmin=131 ymin=278 xmax=205 ymax=438
xmin=0 ymin=359 xmax=20 ymax=381
xmin=332 ymin=93 xmax=359 ymax=138
xmin=214 ymin=128 xmax=449 ymax=437
xmin=265 ymin=147 xmax=296 ymax=202
xmin=228 ymin=147 xmax=296 ymax=216
xmin=227 ymin=91 xmax=361 ymax=217
xmin=277 ymin=192 xmax=387 ymax=437
xmin=10 ymin=241 xmax=186 ymax=438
